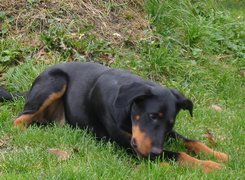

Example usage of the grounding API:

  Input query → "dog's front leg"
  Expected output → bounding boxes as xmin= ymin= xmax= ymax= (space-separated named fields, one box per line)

xmin=162 ymin=150 xmax=223 ymax=173
xmin=168 ymin=131 xmax=228 ymax=162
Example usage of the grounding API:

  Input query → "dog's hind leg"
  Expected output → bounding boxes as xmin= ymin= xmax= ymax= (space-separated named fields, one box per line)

xmin=14 ymin=69 xmax=67 ymax=128
xmin=168 ymin=131 xmax=228 ymax=162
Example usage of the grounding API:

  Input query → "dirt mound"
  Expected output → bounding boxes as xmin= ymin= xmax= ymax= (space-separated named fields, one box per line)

xmin=1 ymin=0 xmax=151 ymax=46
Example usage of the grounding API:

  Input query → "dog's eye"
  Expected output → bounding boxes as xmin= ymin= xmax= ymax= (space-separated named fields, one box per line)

xmin=149 ymin=113 xmax=159 ymax=121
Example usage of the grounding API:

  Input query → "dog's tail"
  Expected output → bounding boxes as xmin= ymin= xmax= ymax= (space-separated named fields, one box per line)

xmin=0 ymin=86 xmax=25 ymax=102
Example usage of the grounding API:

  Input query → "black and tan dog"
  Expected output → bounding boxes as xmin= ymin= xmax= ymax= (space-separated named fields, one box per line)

xmin=1 ymin=62 xmax=228 ymax=172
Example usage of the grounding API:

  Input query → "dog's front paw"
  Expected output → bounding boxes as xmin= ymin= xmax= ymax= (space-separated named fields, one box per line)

xmin=214 ymin=151 xmax=229 ymax=162
xmin=200 ymin=160 xmax=223 ymax=173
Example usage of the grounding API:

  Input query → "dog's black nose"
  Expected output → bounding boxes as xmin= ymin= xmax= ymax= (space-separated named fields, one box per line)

xmin=150 ymin=147 xmax=163 ymax=158
xmin=131 ymin=138 xmax=137 ymax=149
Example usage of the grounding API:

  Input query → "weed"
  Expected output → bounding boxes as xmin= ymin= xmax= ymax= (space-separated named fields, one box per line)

xmin=0 ymin=11 xmax=14 ymax=36
xmin=40 ymin=23 xmax=114 ymax=62
xmin=0 ymin=39 xmax=34 ymax=72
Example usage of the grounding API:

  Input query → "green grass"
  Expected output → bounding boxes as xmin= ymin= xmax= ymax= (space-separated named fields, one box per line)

xmin=0 ymin=0 xmax=244 ymax=179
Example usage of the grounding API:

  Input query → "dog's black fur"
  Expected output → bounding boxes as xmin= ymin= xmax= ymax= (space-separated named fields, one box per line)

xmin=0 ymin=62 xmax=228 ymax=171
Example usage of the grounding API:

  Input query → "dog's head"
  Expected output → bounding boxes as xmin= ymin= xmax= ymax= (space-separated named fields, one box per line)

xmin=115 ymin=82 xmax=193 ymax=159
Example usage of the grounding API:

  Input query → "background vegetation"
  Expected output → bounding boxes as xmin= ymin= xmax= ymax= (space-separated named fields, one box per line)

xmin=0 ymin=0 xmax=244 ymax=179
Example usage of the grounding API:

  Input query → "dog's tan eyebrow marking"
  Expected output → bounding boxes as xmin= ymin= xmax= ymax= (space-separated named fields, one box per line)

xmin=134 ymin=115 xmax=140 ymax=121
xmin=158 ymin=112 xmax=164 ymax=117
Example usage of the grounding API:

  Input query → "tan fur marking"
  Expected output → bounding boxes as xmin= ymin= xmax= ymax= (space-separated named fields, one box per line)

xmin=185 ymin=141 xmax=228 ymax=162
xmin=14 ymin=114 xmax=34 ymax=128
xmin=38 ymin=85 xmax=66 ymax=112
xmin=178 ymin=152 xmax=223 ymax=173
xmin=46 ymin=98 xmax=65 ymax=125
xmin=132 ymin=125 xmax=152 ymax=156
xmin=158 ymin=112 xmax=164 ymax=118
xmin=134 ymin=115 xmax=140 ymax=121
xmin=14 ymin=85 xmax=66 ymax=128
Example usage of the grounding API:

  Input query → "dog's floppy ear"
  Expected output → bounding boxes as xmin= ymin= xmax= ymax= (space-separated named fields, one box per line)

xmin=115 ymin=82 xmax=153 ymax=108
xmin=170 ymin=89 xmax=193 ymax=117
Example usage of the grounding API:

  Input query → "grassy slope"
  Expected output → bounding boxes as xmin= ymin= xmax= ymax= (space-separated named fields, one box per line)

xmin=0 ymin=0 xmax=244 ymax=179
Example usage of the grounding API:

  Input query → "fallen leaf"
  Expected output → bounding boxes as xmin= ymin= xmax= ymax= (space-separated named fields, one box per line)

xmin=48 ymin=148 xmax=70 ymax=160
xmin=204 ymin=129 xmax=217 ymax=147
xmin=36 ymin=47 xmax=46 ymax=59
xmin=240 ymin=70 xmax=245 ymax=77
xmin=0 ymin=136 xmax=11 ymax=148
xmin=113 ymin=33 xmax=122 ymax=38
xmin=160 ymin=162 xmax=170 ymax=166
xmin=211 ymin=105 xmax=222 ymax=112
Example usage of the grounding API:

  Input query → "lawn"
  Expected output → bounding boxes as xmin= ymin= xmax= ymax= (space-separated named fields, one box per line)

xmin=0 ymin=0 xmax=244 ymax=179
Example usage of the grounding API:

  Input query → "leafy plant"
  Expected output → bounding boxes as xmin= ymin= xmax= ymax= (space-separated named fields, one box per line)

xmin=0 ymin=11 xmax=14 ymax=36
xmin=0 ymin=39 xmax=33 ymax=68
xmin=40 ymin=24 xmax=114 ymax=62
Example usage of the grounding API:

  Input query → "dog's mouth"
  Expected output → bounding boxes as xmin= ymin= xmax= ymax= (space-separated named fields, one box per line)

xmin=131 ymin=140 xmax=163 ymax=160
xmin=130 ymin=141 xmax=154 ymax=159
xmin=133 ymin=148 xmax=148 ymax=159
xmin=131 ymin=140 xmax=147 ymax=158
xmin=133 ymin=148 xmax=162 ymax=160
